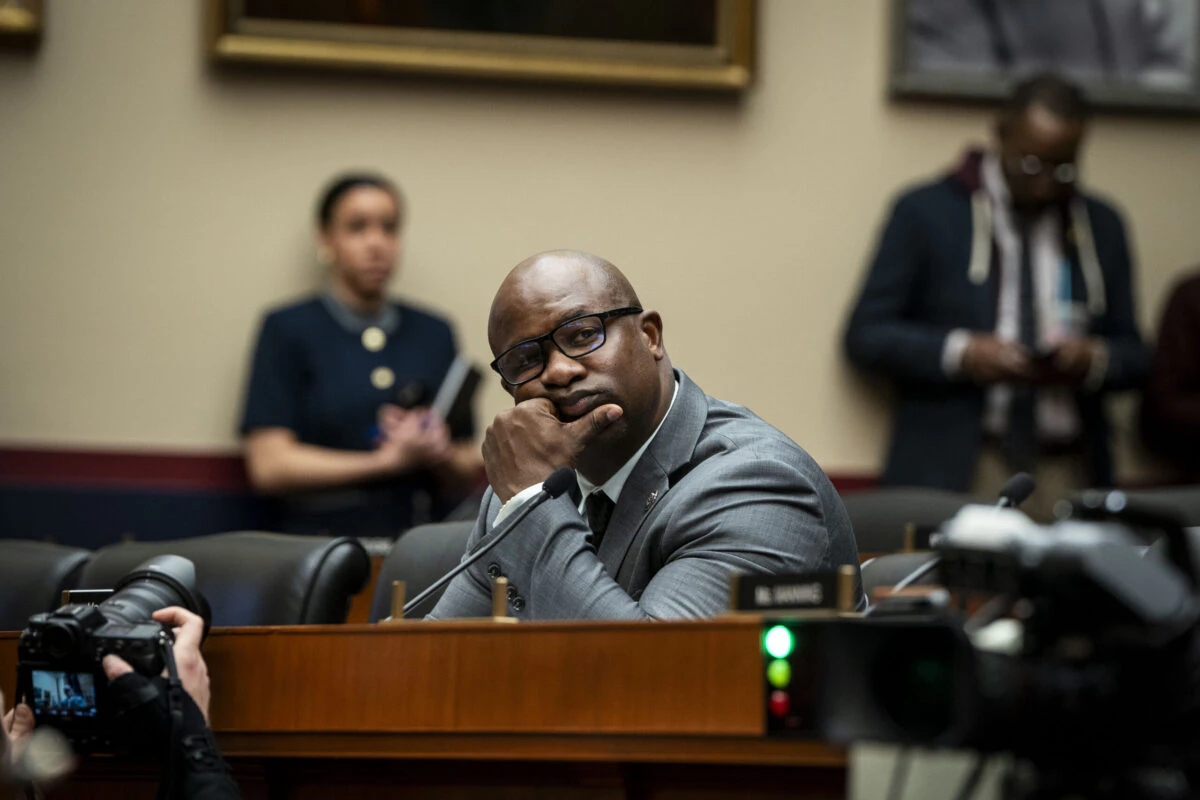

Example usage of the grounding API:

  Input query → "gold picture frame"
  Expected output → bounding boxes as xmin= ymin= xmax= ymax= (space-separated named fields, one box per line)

xmin=0 ymin=0 xmax=42 ymax=44
xmin=208 ymin=1 xmax=755 ymax=92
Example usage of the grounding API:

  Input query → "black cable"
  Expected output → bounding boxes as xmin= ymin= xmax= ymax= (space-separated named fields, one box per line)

xmin=402 ymin=469 xmax=576 ymax=617
xmin=889 ymin=557 xmax=942 ymax=594
xmin=964 ymin=594 xmax=1015 ymax=634
xmin=401 ymin=517 xmax=523 ymax=616
xmin=952 ymin=754 xmax=988 ymax=800
xmin=156 ymin=632 xmax=184 ymax=800
xmin=886 ymin=747 xmax=912 ymax=800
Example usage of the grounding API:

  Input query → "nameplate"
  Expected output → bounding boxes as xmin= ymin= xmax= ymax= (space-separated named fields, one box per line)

xmin=729 ymin=572 xmax=838 ymax=613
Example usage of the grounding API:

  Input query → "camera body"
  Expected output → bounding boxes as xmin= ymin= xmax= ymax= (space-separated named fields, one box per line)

xmin=22 ymin=603 xmax=169 ymax=675
xmin=785 ymin=494 xmax=1200 ymax=799
xmin=15 ymin=555 xmax=209 ymax=753
xmin=17 ymin=606 xmax=168 ymax=752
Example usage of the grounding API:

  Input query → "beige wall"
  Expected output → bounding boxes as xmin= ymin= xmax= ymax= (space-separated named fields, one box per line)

xmin=1 ymin=0 xmax=1198 ymax=479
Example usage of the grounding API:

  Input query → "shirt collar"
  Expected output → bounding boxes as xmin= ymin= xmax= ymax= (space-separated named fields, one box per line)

xmin=576 ymin=378 xmax=679 ymax=506
xmin=320 ymin=290 xmax=401 ymax=336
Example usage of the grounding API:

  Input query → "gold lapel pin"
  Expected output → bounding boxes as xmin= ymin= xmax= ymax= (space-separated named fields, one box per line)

xmin=644 ymin=490 xmax=658 ymax=511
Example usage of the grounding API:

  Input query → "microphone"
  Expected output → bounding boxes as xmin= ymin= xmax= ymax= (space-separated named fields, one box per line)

xmin=996 ymin=472 xmax=1036 ymax=509
xmin=401 ymin=467 xmax=577 ymax=617
xmin=891 ymin=473 xmax=1037 ymax=596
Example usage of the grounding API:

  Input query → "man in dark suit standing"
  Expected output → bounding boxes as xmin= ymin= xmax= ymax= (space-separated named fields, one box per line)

xmin=431 ymin=250 xmax=861 ymax=620
xmin=844 ymin=74 xmax=1148 ymax=509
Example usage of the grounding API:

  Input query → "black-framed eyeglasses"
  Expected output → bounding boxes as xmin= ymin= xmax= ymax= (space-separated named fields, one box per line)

xmin=489 ymin=306 xmax=643 ymax=386
xmin=1006 ymin=154 xmax=1077 ymax=185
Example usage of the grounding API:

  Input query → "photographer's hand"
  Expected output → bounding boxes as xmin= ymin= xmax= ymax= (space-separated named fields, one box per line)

xmin=1 ymin=690 xmax=34 ymax=768
xmin=102 ymin=606 xmax=210 ymax=723
xmin=156 ymin=607 xmax=210 ymax=723
xmin=101 ymin=608 xmax=239 ymax=799
xmin=3 ymin=689 xmax=76 ymax=795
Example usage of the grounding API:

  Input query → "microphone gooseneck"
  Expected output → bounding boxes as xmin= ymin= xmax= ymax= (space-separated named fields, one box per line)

xmin=401 ymin=467 xmax=577 ymax=617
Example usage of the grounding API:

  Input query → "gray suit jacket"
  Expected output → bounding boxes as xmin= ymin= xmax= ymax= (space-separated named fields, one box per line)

xmin=429 ymin=370 xmax=862 ymax=620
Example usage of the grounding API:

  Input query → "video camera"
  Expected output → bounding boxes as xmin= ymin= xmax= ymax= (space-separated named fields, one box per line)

xmin=763 ymin=491 xmax=1200 ymax=800
xmin=15 ymin=555 xmax=211 ymax=753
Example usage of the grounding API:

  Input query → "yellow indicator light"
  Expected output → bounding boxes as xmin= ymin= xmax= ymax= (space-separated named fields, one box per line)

xmin=767 ymin=658 xmax=791 ymax=688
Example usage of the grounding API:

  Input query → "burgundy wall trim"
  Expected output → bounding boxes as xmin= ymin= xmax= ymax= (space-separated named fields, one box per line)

xmin=827 ymin=475 xmax=879 ymax=494
xmin=0 ymin=446 xmax=877 ymax=495
xmin=0 ymin=447 xmax=251 ymax=492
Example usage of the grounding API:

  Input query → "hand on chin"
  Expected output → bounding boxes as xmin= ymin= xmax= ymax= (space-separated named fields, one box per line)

xmin=483 ymin=396 xmax=623 ymax=501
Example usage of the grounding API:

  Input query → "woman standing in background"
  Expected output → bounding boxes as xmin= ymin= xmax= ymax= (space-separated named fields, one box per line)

xmin=240 ymin=173 xmax=481 ymax=537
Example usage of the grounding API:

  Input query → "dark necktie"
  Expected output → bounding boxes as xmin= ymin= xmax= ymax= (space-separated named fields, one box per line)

xmin=586 ymin=491 xmax=615 ymax=550
xmin=1006 ymin=221 xmax=1039 ymax=472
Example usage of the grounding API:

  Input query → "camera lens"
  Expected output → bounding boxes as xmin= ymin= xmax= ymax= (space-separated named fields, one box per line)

xmin=100 ymin=555 xmax=211 ymax=634
xmin=871 ymin=628 xmax=958 ymax=743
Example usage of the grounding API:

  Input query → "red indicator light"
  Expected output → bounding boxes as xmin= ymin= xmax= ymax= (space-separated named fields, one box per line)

xmin=769 ymin=690 xmax=790 ymax=717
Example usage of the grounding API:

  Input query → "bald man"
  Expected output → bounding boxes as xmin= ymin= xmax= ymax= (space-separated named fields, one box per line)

xmin=429 ymin=250 xmax=861 ymax=620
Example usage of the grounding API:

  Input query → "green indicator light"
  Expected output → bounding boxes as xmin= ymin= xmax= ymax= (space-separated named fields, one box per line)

xmin=764 ymin=625 xmax=794 ymax=659
xmin=767 ymin=658 xmax=791 ymax=689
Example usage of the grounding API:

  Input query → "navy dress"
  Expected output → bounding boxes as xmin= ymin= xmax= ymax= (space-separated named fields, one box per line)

xmin=240 ymin=295 xmax=475 ymax=537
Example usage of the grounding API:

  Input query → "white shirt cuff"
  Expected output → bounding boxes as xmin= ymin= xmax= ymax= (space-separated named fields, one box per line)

xmin=942 ymin=329 xmax=972 ymax=378
xmin=492 ymin=483 xmax=545 ymax=529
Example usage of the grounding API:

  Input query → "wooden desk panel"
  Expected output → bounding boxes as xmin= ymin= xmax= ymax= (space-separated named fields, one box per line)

xmin=202 ymin=619 xmax=764 ymax=737
xmin=0 ymin=619 xmax=845 ymax=798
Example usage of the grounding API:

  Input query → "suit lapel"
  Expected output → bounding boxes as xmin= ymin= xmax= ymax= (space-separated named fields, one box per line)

xmin=596 ymin=370 xmax=708 ymax=574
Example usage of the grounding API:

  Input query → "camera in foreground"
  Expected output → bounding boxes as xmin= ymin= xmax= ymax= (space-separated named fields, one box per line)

xmin=16 ymin=555 xmax=211 ymax=753
xmin=763 ymin=492 xmax=1199 ymax=800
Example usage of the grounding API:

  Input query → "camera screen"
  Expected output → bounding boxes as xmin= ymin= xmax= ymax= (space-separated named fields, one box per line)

xmin=30 ymin=670 xmax=98 ymax=719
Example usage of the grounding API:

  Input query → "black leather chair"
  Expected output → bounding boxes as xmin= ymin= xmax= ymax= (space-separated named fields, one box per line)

xmin=76 ymin=532 xmax=370 ymax=627
xmin=860 ymin=551 xmax=941 ymax=598
xmin=841 ymin=487 xmax=976 ymax=553
xmin=370 ymin=521 xmax=473 ymax=621
xmin=0 ymin=540 xmax=92 ymax=631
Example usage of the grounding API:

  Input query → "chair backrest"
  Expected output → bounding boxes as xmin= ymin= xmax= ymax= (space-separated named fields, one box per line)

xmin=370 ymin=521 xmax=474 ymax=621
xmin=0 ymin=540 xmax=92 ymax=631
xmin=860 ymin=551 xmax=941 ymax=599
xmin=76 ymin=532 xmax=370 ymax=626
xmin=842 ymin=487 xmax=976 ymax=553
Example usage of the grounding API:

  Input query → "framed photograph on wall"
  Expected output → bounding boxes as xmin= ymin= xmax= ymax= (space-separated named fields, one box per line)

xmin=0 ymin=0 xmax=42 ymax=45
xmin=890 ymin=0 xmax=1200 ymax=112
xmin=208 ymin=0 xmax=755 ymax=92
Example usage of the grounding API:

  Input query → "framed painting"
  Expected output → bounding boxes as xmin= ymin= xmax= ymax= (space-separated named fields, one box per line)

xmin=208 ymin=0 xmax=756 ymax=91
xmin=0 ymin=0 xmax=42 ymax=45
xmin=890 ymin=0 xmax=1200 ymax=113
